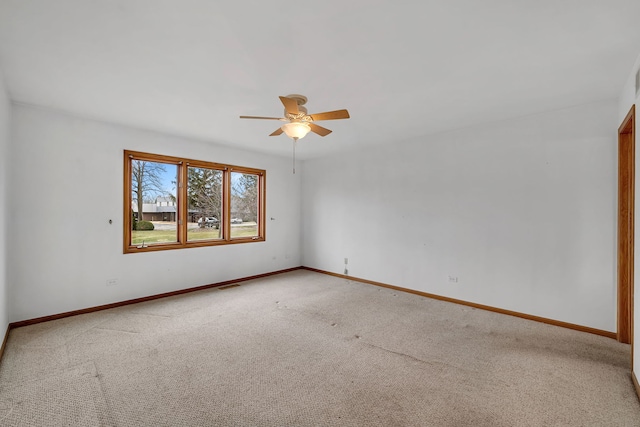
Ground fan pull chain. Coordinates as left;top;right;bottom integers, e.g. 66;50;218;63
292;137;298;174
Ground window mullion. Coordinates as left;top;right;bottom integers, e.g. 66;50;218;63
259;173;265;239
178;162;187;246
223;168;231;241
123;154;133;252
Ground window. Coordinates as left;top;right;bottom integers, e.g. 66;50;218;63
124;151;265;253
187;165;223;242
231;171;260;238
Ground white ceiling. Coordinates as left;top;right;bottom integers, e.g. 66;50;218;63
1;1;639;160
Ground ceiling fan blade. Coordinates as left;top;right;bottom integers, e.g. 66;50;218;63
309;109;350;121
279;96;299;115
309;123;332;137
269;128;284;136
239;115;284;120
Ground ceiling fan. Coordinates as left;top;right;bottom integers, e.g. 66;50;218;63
240;94;350;141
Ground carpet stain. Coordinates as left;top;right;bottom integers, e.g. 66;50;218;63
129;312;172;319
362;342;434;366
94;327;141;335
361;341;477;376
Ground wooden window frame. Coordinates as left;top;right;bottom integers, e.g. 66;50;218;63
123;150;266;254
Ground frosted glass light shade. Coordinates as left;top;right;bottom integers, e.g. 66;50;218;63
281;122;311;139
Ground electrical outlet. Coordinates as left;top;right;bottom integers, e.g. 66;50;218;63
344;258;348;265
447;276;458;283
106;279;118;287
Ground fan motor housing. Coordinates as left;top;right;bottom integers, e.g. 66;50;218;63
283;94;308;117
285;94;308;106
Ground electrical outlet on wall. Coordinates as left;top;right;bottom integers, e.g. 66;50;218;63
106;278;118;287
447;276;458;283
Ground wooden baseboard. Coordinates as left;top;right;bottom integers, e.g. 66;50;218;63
633;372;640;402
0;324;9;362
9;267;303;329
302;267;617;340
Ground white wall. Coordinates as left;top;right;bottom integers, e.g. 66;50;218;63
618;51;640;373
7;104;301;322
302;101;618;332
0;68;10;334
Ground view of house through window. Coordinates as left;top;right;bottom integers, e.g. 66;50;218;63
124;151;265;253
131;159;178;246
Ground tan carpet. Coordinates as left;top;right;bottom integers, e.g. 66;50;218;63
0;270;638;426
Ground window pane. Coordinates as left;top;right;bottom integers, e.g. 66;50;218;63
187;166;223;241
130;160;178;246
231;172;259;238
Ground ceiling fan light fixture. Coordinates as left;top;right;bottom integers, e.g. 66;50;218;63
281;122;311;140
